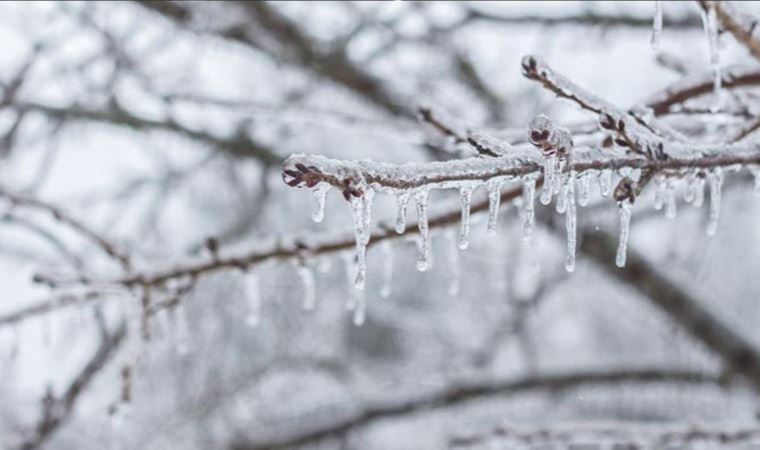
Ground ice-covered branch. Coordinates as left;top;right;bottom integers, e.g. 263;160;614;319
0;188;132;272
451;422;760;448
229;368;721;450
644;65;760;116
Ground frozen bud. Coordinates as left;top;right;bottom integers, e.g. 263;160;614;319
551;127;573;157
613;177;637;203
528;114;553;150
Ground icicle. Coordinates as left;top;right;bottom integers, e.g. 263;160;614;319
458;184;474;249
298;265;316;310
706;169;724;236
616;200;633;268
244;272;261;327
353;289;366;326
415;189;431;272
172;306;191;356
693;175;706;207
565;172;577;273
379;240;393;299
665;181;677;219
395;192;410;234
311;185;329;223
578;172;591;207
447;230;461;297
350;191;374;290
522;175;537;241
555;172;570;214
599;169;612;198
540;153;556;205
651;0;663;51
486;179;503;234
653;177;666;210
700;1;722;107
552;157;566;195
750;166;760;196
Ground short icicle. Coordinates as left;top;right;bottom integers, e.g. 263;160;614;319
599;170;612;198
665;180;677;219
653;177;666;211
750;166;760;196
311;185;330;223
458;184;474;250
540;154;556;205
706;169;724;236
616;200;633;268
415;189;431;272
565;172;577;272
578;172;591;207
395;192;410;234
298;264;316;310
486;179;503;234
244;271;261;327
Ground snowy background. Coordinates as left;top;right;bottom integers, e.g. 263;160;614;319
2;1;760;449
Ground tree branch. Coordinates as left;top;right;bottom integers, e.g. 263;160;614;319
229;368;720;450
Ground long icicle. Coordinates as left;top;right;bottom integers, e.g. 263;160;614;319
486;179;503;234
706;169;724;236
616;200;633;268
415;189;431;272
458;184;474;250
565;172;577;272
522;175;537;241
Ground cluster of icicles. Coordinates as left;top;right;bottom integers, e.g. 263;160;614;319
282;160;756;328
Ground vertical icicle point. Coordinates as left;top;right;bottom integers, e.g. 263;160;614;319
540;154;556;205
578;172;591;207
599;170;612;198
616;200;633;268
379;240;394;299
351;191;374;290
447;229;461;297
665;180;677;219
522;175;537;241
565;172;577;273
298;264;316;310
244;271;261;327
458;184;474;249
486;179;503;234
653;177;666;210
395;192;410;234
311;185;329;223
706;169;724;236
651;0;663;51
415;189;431;272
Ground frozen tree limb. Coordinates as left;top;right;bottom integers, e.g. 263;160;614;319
20;319;127;450
579;227;760;392
229;368;721;450
0;188;132;272
451;422;760;448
